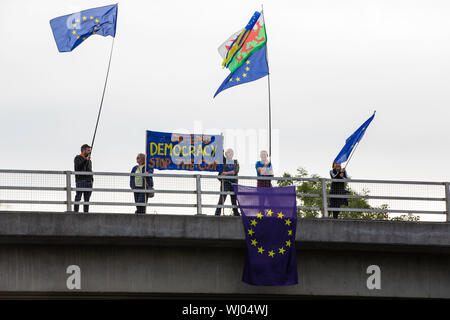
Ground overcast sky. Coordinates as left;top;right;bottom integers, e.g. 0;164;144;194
1;0;450;182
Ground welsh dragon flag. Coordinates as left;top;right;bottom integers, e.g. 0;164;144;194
218;11;267;73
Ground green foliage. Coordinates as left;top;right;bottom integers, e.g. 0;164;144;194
277;167;420;222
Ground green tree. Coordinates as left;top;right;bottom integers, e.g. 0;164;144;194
277;167;419;221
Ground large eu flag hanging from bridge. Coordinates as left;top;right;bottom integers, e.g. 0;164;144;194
233;184;298;286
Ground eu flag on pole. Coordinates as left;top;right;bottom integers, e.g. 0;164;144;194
214;45;269;97
334;111;376;164
50;4;118;52
233;184;298;286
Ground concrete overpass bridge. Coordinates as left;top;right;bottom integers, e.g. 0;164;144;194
0;211;449;299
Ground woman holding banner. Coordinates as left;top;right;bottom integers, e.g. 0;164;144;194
215;148;240;216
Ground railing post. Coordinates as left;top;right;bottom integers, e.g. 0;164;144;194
65;171;72;212
321;178;328;218
196;174;202;215
445;182;450;222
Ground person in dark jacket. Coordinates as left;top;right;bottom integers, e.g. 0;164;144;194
130;153;154;214
215;148;240;216
329;161;349;219
74;144;93;213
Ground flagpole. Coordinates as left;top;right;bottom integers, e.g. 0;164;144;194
343;142;359;170
91;36;115;151
261;5;272;157
343;110;375;170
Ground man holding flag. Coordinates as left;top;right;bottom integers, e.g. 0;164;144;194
330;111;376;218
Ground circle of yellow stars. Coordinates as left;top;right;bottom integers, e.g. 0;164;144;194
247;209;294;259
71;15;102;41
228;60;251;83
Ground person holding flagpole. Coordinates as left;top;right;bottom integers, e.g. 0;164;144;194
330;111;376;218
329;162;348;219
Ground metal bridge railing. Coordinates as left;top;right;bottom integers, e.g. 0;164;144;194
0;169;449;222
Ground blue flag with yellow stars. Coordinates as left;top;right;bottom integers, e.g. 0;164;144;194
334;111;376;164
233;184;298;286
214;45;269;98
50;4;118;52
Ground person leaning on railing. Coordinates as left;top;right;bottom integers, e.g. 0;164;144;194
74;144;93;213
130;153;154;214
329;161;349;219
215;148;240;216
255;150;273;188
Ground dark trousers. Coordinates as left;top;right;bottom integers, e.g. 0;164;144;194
329;184;348;219
215;181;239;216
74;181;92;213
134;186;148;214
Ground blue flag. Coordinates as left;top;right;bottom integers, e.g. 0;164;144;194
214;45;269;98
334;111;376;164
233;184;298;286
50;4;118;52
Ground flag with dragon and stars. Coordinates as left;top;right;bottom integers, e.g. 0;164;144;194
214;11;268;98
50;4;118;52
233;184;298;286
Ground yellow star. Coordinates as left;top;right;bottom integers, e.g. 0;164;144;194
285;219;292;226
288;230;293;236
82;16;87;20
248;229;254;236
76;36;80;39
242;73;247;78
82;37;86;40
266;209;273;216
250;219;257;226
251;239;258;246
72;30;76;34
236;77;241;82
94;26;97;30
256;212;263;219
245;67;250;71
277;212;284;219
279;247;286;255
246;60;251;64
75;19;80;23
258;247;265;254
90;16;94;20
95;19;99;23
229;78;233;82
268;250;275;258
286;240;292;247
73;23;77;28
